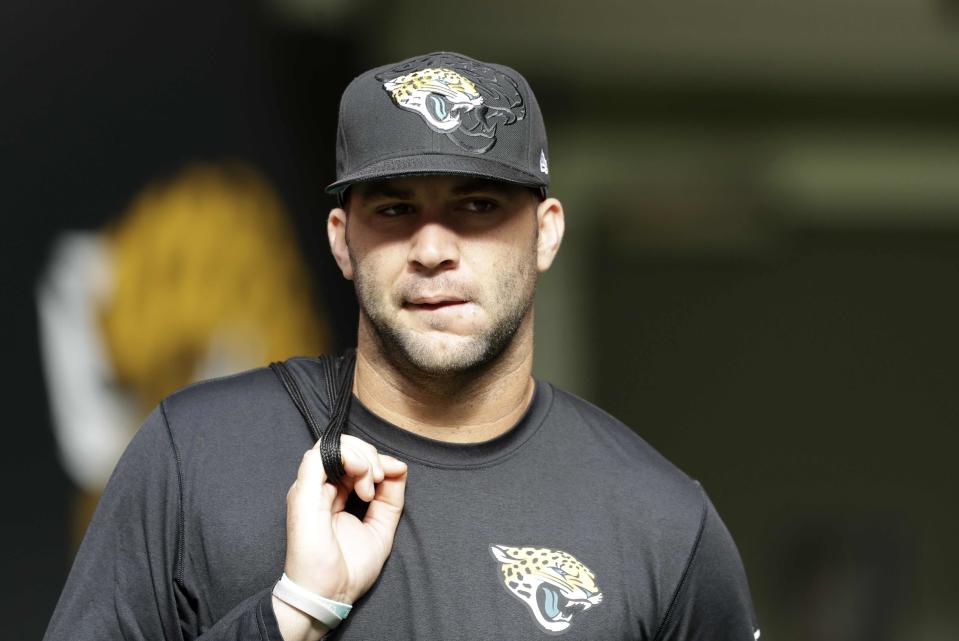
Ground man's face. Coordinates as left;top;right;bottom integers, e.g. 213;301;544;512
333;175;546;376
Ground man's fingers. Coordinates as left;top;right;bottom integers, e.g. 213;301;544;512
293;448;328;494
331;479;352;513
340;441;369;477
287;451;337;545
380;454;407;477
300;436;403;509
363;456;408;542
341;441;377;501
342;435;385;482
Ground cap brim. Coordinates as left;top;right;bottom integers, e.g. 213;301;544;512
325;153;547;195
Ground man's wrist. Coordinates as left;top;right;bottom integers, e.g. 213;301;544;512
272;595;330;641
274;573;353;626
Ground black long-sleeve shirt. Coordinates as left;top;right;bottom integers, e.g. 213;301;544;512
45;357;759;640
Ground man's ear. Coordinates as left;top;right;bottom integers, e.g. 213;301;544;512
327;207;354;280
535;197;565;273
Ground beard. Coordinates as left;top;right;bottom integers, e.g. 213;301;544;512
351;248;537;379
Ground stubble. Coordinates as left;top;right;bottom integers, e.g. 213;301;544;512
351;239;538;383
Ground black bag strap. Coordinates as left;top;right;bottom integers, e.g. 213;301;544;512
269;349;357;485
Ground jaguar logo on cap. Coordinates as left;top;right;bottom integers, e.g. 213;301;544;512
377;53;526;154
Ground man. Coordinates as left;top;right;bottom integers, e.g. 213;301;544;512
45;52;759;641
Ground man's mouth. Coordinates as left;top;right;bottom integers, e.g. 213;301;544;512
403;296;468;311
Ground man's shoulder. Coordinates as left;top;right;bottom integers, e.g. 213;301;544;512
545;382;685;468
162;356;323;412
544;382;705;512
158;357;323;452
162;365;279;418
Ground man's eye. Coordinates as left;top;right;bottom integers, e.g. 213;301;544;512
377;203;414;216
462;199;498;213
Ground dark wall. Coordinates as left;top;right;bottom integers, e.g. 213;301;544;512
596;227;959;640
0;1;357;637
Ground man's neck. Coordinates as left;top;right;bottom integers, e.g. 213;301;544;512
352;320;536;444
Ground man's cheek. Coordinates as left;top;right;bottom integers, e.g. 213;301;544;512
362;258;404;311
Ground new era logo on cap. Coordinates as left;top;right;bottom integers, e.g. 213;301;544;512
327;52;550;197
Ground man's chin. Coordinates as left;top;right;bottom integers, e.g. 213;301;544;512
391;332;494;376
361;301;529;379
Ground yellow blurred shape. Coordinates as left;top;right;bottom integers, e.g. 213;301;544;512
99;162;327;412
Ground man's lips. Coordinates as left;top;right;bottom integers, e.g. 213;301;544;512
403;296;469;311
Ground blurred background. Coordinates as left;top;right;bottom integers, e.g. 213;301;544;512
3;0;958;639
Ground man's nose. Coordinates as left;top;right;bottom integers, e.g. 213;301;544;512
407;221;460;272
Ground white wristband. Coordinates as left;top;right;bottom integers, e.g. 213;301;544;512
272;573;353;629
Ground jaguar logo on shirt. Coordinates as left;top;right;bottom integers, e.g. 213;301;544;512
490;544;603;634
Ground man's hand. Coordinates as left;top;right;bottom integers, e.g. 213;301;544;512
274;435;408;641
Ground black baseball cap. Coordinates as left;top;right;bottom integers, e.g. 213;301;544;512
326;52;550;200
